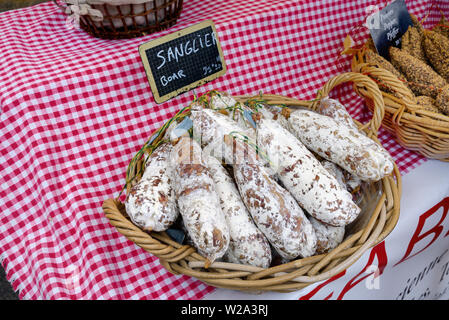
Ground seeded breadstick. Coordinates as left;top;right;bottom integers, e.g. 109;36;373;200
389;46;447;98
365;37;376;52
433;16;449;39
422;30;449;83
364;49;413;98
401;26;427;62
410;13;424;34
416;96;441;113
366;49;404;79
436;85;449;115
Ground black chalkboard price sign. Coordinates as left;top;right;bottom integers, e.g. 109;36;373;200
367;0;413;59
139;20;227;104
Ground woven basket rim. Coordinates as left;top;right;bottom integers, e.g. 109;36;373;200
102;72;402;293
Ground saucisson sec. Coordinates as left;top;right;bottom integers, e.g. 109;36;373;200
190;104;277;178
255;118;361;227
287;109;394;182
309;216;345;255
316;97;360;131
125;142;178;232
206;155;272;268
223;134;317;260
172;137;230;265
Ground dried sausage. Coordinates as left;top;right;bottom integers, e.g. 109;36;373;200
172;137;230;265
125;142;178;232
287;110;394;182
223;135;317;260
206;155;271;268
256;118;361;227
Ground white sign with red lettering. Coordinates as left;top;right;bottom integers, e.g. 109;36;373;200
205;160;449;300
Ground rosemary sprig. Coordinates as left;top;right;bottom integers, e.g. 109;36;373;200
243;95;266;112
228;130;273;167
208;90;242;116
117;104;192;199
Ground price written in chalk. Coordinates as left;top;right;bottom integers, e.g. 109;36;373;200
139;20;227;104
203;58;223;76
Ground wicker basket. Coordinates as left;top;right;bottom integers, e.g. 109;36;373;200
55;0;183;39
351;46;449;161
102;72;401;293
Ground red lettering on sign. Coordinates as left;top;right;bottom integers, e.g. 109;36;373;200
337;241;388;299
395;197;449;266
298;271;346;300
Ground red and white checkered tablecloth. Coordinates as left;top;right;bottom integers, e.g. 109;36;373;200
0;0;448;300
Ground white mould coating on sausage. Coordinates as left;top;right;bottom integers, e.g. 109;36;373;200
191;106;254;148
321;159;363;197
209;91;238;111
317;97;360;131
316;97;370;194
210;91;256;132
172;137;230;264
309;216;345;255
205;155;272;268
223;135;317;260
257;104;290;130
344;173;363;194
320;160;347;188
190;107;277;178
256;118;361;227
287;110;394;182
125;142;178;232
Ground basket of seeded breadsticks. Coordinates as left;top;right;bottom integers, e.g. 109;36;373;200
350;13;449;161
102;72;401;293
54;0;183;39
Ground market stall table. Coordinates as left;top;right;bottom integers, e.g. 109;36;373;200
0;0;448;300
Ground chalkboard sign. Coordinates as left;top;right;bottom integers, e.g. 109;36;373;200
367;0;413;58
139;20;227;104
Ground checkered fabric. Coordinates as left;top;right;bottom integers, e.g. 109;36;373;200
0;0;447;299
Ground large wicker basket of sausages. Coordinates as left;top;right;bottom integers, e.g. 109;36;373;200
351;14;449;161
102;72;401;293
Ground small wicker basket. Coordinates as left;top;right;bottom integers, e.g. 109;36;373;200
102;72;401;293
351;46;449;161
55;0;183;39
